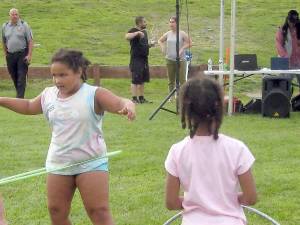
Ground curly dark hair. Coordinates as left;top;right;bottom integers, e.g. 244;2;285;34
51;49;91;82
180;77;224;139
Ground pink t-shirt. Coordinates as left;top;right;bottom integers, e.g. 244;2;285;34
165;134;255;225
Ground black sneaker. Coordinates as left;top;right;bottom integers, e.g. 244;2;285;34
132;98;140;104
140;98;153;104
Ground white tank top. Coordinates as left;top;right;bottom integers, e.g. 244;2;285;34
41;83;107;174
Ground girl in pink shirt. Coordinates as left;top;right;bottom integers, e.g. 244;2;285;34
165;77;257;225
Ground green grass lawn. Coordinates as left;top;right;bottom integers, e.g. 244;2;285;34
0;0;299;66
0;78;299;224
0;0;300;224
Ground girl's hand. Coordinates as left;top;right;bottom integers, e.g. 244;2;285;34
118;100;136;121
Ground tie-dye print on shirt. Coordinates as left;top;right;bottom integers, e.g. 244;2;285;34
41;83;108;175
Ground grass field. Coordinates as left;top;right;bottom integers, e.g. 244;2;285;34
0;0;299;66
0;78;299;224
0;0;300;224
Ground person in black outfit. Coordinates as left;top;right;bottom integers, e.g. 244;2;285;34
125;16;154;104
2;8;33;98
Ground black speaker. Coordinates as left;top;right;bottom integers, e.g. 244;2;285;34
262;76;292;118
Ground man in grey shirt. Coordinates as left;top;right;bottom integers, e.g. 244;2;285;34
2;8;33;98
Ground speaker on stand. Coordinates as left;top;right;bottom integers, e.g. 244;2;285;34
262;76;292;118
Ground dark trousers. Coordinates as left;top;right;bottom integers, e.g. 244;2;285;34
6;51;28;98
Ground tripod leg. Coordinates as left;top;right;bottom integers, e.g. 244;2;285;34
149;88;177;120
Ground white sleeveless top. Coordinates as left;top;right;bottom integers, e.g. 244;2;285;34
41;83;107;174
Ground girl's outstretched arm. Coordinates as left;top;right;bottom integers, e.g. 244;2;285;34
94;87;136;121
165;172;183;210
0;95;42;115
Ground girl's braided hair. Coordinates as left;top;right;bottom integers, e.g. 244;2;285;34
51;49;91;82
180;77;224;139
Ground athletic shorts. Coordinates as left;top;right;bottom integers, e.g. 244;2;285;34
48;158;109;176
130;57;150;84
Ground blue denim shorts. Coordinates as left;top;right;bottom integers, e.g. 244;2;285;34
49;158;108;175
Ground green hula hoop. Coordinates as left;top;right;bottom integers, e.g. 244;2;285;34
0;151;122;186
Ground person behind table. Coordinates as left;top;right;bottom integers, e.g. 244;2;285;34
275;10;300;90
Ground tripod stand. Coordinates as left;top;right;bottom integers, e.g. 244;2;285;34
149;0;181;120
